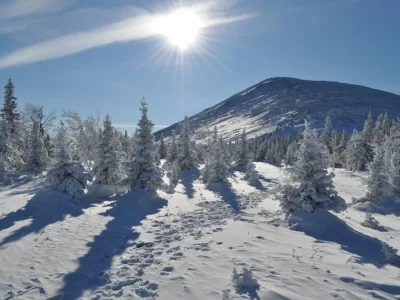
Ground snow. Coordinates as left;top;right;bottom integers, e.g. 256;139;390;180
1;164;400;299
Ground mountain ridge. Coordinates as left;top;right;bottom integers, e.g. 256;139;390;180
156;77;400;141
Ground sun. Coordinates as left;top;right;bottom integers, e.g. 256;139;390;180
155;8;201;50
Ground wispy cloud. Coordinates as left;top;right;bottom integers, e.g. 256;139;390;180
0;2;253;68
0;0;73;21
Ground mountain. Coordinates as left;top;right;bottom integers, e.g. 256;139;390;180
156;77;400;141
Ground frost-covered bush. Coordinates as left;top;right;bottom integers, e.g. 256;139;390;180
232;267;259;292
46;121;92;199
244;160;259;182
276;121;346;214
382;242;400;266
361;213;381;229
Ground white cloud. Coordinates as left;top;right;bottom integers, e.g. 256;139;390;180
0;0;73;21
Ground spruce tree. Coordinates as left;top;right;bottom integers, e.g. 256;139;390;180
26;122;48;175
235;129;249;166
344;129;369;171
158;133;167;160
322;115;333;154
126;99;163;191
389;151;400;195
277;121;345;214
365;145;390;200
122;130;132;161
244;160;259;182
362;111;374;143
203;134;230;187
93;114;124;185
0;153;7;183
166;130;178;164
176;116;199;170
1;78;20;136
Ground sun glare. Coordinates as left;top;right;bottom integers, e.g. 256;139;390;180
155;8;202;50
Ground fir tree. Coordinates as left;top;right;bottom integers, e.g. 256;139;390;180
235;129;249;166
93;114;124;185
362;111;374;143
126;99;164;191
322;115;333;154
176;116;199;170
26;122;48;175
202;131;230;187
344;129;369;171
389;151;400;195
46;121;92;199
364;145;390;200
158;133;168;160
1;78;20;136
277;121;345;214
121;130;132;161
167;161;179;193
166;130;178;164
244;160;259;182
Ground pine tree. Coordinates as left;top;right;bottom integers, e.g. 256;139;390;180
277;120;345;214
176;116;199;171
46;121;92;199
93;114;124;185
235;129;249;166
166;130;178;164
126;99;164;191
26;122;48;175
244;160;259;182
364;145;390;200
158;133;167;160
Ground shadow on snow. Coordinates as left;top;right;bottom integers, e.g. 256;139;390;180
288;209;387;267
354;197;400;217
179;169;201;199
56;190;167;299
209;183;240;213
0;188;83;247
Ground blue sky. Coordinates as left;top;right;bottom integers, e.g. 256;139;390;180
0;0;399;131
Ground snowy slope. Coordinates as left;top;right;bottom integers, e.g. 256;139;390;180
156;77;400;141
1;165;400;299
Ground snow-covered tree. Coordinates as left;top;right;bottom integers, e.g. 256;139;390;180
235;129;249;166
121;130;133;161
166;130;178;164
46;121;92;199
362;111;374;144
26;122;48;175
389;151;400;195
277;120;345;214
203;132;230;187
126;99;164;191
322;115;333;154
373;113;385;145
93;114;124;185
364;145;390;200
344;129;369;171
158;133;167;160
244;160;259;182
0;154;7;184
1;78;20;136
167;161;179;193
284;142;296;166
176;116;199;171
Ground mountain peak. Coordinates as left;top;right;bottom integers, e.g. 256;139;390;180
156;77;400;141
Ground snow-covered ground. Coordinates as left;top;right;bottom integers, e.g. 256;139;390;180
1;164;400;299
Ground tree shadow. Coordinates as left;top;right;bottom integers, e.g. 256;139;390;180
180;169;200;199
340;276;400;296
56;190;167;300
0;189;83;247
248;179;267;192
288;209;387;267
354;197;400;217
209;183;240;213
238;286;260;300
